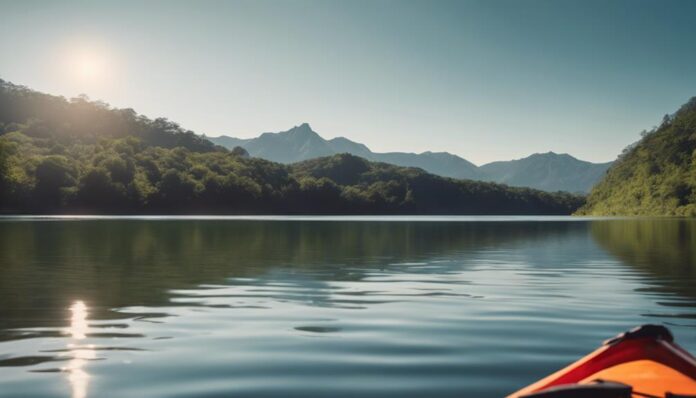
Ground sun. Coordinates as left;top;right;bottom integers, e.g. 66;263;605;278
75;55;103;80
61;42;114;86
73;52;105;81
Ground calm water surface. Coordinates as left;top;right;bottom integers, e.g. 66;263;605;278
0;217;694;397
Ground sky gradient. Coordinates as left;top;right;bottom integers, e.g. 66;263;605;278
1;0;695;164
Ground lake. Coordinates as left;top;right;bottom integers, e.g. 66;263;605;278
0;216;694;397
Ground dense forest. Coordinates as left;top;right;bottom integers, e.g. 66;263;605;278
578;97;696;216
0;79;583;214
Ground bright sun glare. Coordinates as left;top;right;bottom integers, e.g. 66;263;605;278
64;300;94;398
64;44;113;86
76;55;103;80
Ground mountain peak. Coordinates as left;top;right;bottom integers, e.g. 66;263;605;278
286;123;318;138
530;151;574;160
294;122;312;131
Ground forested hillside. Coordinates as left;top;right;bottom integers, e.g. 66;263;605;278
289;154;583;214
578;97;696;216
0;80;217;152
0;79;583;214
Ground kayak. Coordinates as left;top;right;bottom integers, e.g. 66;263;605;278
507;324;696;397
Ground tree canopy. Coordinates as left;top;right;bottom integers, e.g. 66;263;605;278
577;97;696;216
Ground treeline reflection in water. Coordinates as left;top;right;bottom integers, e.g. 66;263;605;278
0;220;589;332
591;218;696;312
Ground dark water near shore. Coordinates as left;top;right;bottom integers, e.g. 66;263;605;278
0;216;694;397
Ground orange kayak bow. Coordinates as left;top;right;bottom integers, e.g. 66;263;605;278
508;325;696;398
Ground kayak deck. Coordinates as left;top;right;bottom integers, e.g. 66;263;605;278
578;359;696;396
508;325;696;397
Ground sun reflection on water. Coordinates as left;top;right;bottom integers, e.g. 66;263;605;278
68;301;88;340
63;301;94;398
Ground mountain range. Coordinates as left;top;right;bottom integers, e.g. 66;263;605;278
209;124;612;193
0;78;583;215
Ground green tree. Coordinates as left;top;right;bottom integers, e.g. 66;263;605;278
0;141;9;206
157;170;198;207
102;156;135;185
76;167;127;209
231;146;249;158
34;155;77;209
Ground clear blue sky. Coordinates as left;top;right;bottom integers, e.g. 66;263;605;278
1;0;695;164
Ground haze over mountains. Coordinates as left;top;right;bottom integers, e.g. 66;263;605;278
209;124;612;193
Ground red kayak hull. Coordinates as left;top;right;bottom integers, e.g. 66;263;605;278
508;325;696;397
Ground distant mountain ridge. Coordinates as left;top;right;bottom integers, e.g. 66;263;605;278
480;152;613;193
212;123;484;181
209;124;611;193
